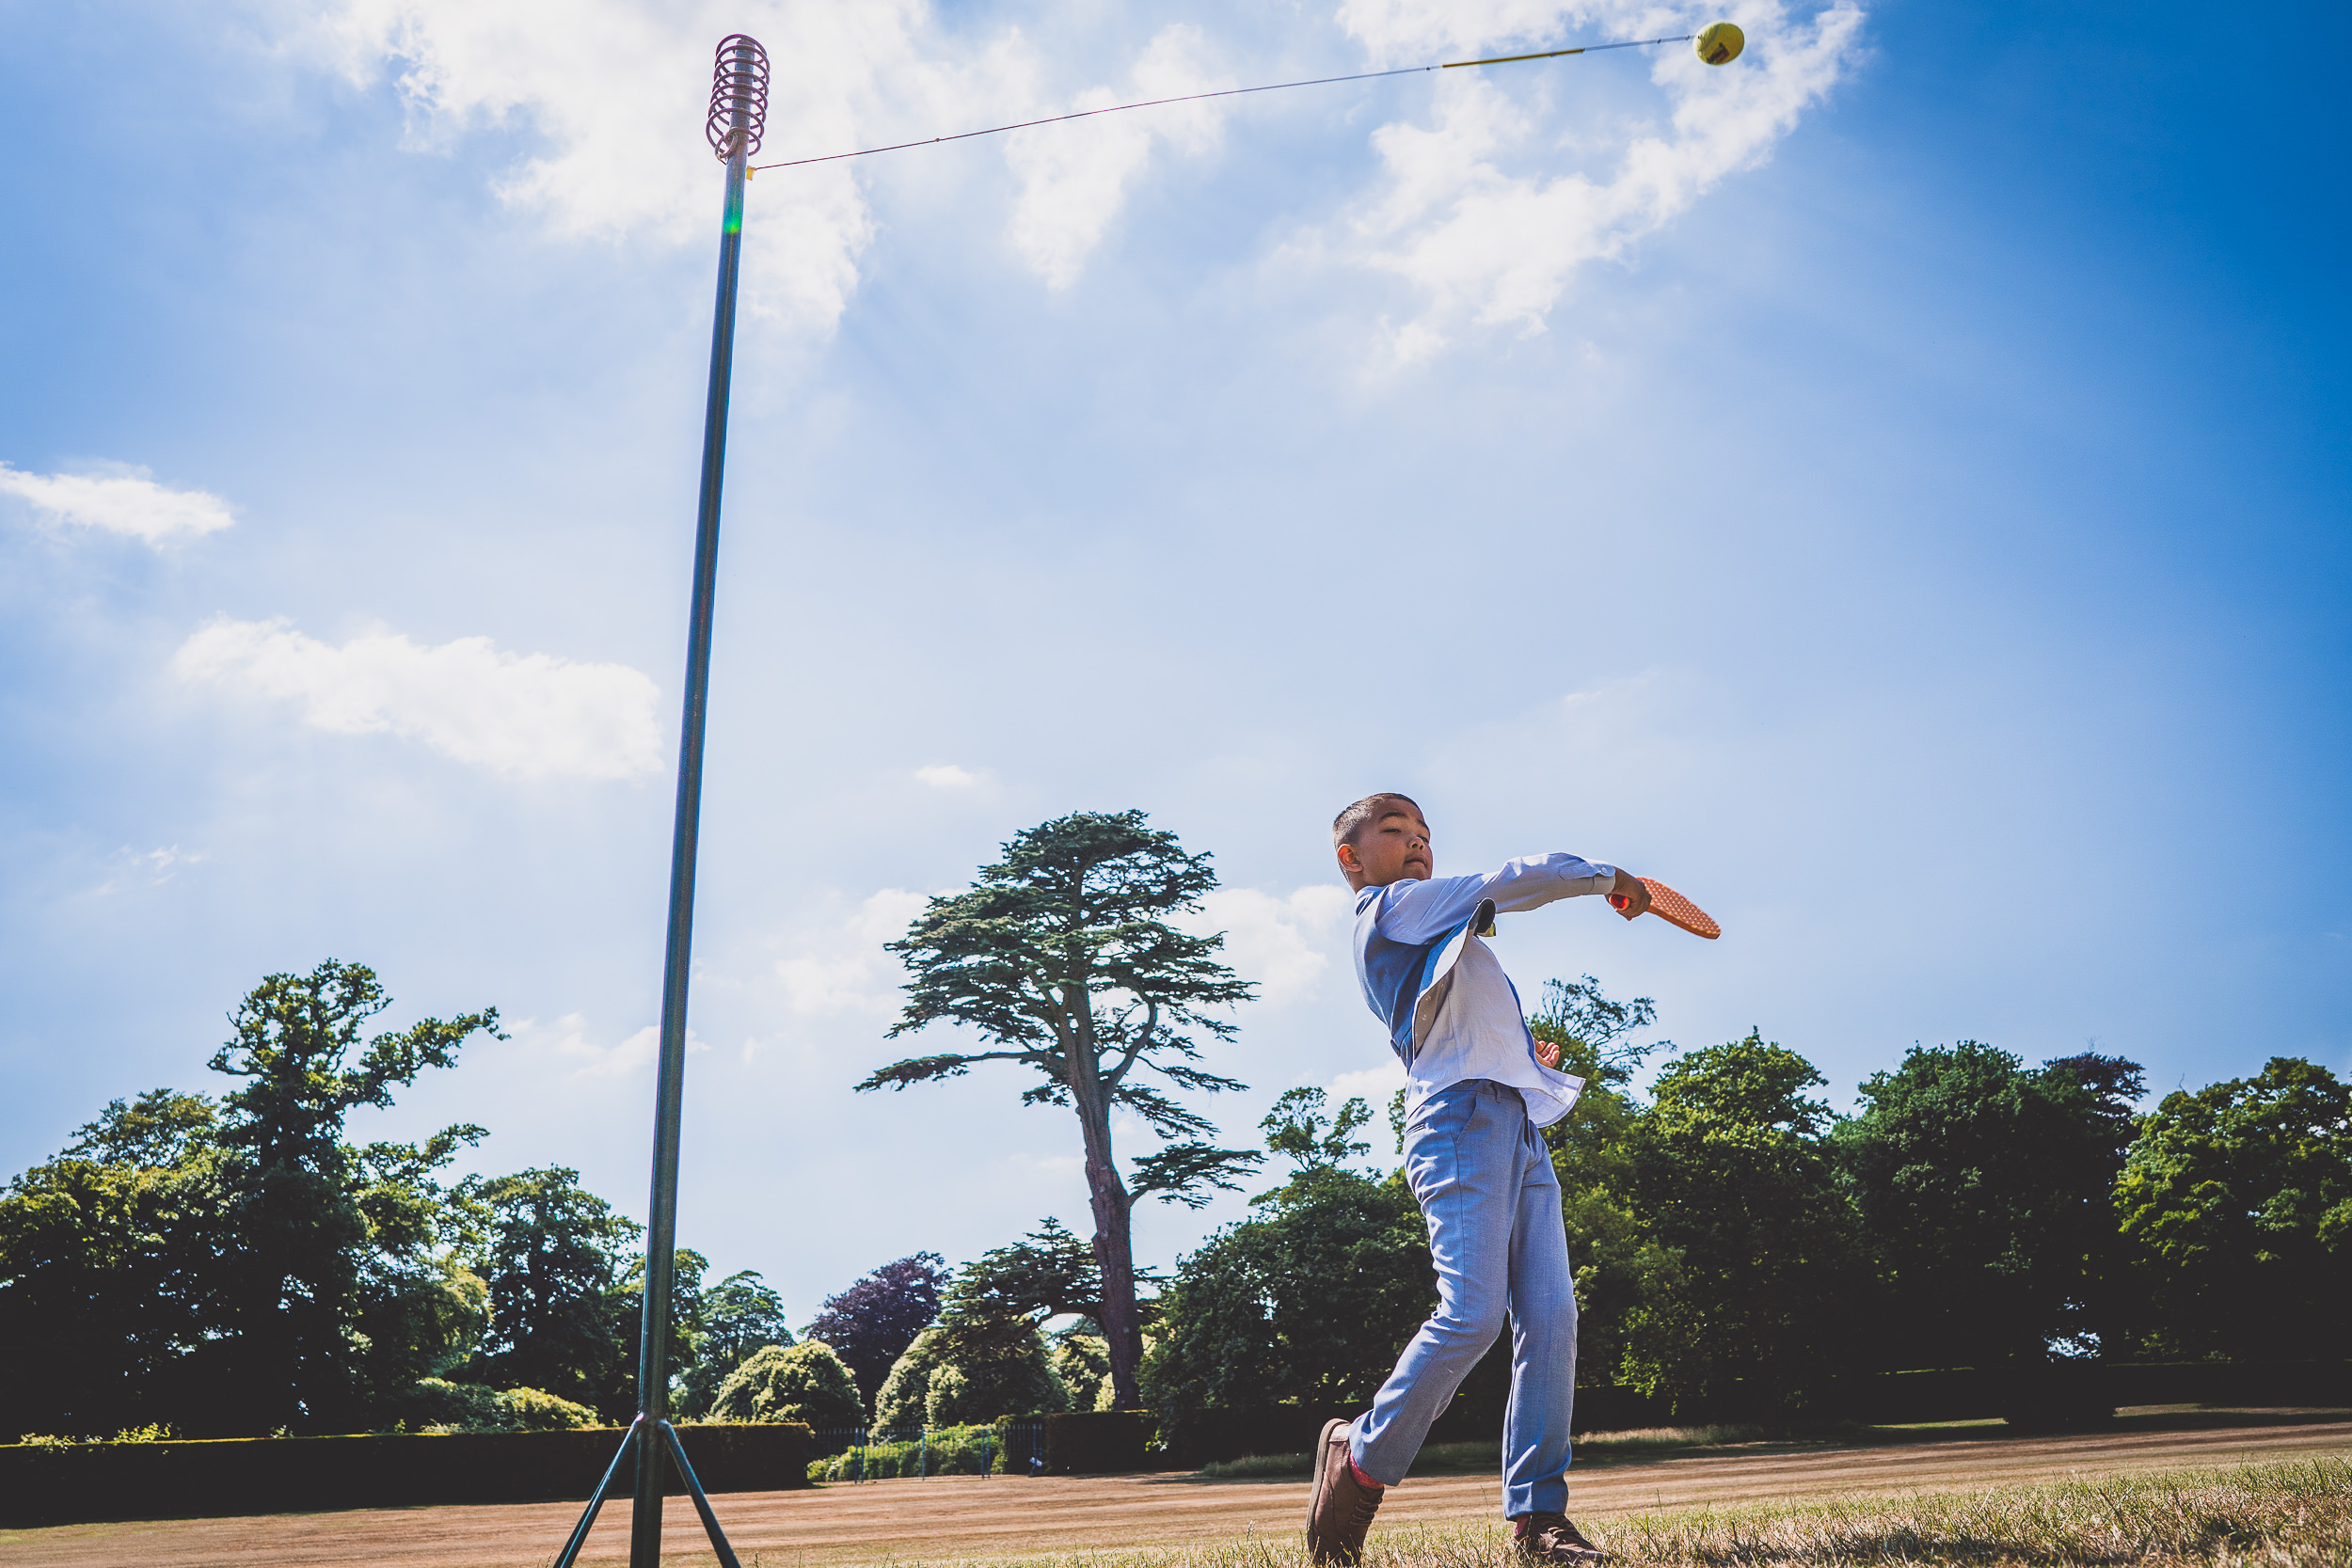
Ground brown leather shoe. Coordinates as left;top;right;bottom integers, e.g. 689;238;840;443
1513;1512;1608;1563
1305;1418;1383;1565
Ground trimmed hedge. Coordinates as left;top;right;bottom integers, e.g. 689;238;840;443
1152;1363;2352;1466
1042;1410;1154;1473
1157;1404;1343;1468
1856;1360;2352;1429
0;1421;812;1528
1155;1387;1676;1468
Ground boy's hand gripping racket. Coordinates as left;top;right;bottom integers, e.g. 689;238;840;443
1610;878;1721;940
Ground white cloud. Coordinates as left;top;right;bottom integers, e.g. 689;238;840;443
310;0;923;331
173;615;662;780
1331;1059;1406;1106
914;763;979;788
1335;1;1867;362
1004;24;1232;288
0;461;234;544
1184;884;1356;1006
1336;0;1641;60
89;844;210;896
1000;1149;1085;1180
300;2;1854;342
509;1013;680;1077
309;2;1227;321
776;887;932;1016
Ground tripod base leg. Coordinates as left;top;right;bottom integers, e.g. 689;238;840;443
553;1420;643;1568
660;1420;745;1568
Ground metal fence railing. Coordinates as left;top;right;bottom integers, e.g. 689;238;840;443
1002;1418;1047;1476
804;1421;1049;1482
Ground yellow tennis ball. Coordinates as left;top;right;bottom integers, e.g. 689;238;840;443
1695;21;1745;65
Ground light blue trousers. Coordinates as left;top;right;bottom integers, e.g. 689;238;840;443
1349;1078;1578;1517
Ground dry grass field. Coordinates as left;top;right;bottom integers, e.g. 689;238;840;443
4;1412;2345;1568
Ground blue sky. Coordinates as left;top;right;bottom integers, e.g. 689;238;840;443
3;0;2344;1323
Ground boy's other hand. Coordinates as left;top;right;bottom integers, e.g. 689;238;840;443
1534;1037;1564;1070
1610;869;1651;920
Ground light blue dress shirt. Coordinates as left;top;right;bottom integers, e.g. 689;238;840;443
1352;852;1617;1127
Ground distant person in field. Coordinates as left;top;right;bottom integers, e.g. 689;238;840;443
1305;794;1648;1568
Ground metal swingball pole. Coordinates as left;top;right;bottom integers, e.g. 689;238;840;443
550;33;770;1568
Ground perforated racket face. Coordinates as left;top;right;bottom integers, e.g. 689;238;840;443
1639;878;1720;940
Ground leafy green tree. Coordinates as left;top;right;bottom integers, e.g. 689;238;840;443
0;963;501;1438
1143;1092;1431;1413
703;1269;790;1362
207;960;499;1433
1050;1325;1112;1411
906;1231;1107;1426
804;1253;947;1403
466;1166;641;1417
708;1340;865;1428
869;1327;947;1427
1528;977;1680;1388
922;1323;1071;1426
1620;1032;1874;1417
613;1245;716;1416
677;1270;791;1418
945;1218;1104;1325
347;1125;493;1409
870;1321;1071;1428
497;1386;602;1430
860;811;1263;1407
2114;1056;2352;1357
1263;1087;1373;1172
64;1088;222;1166
0;1093;230;1434
400;1377;596;1431
1834;1043;2144;1370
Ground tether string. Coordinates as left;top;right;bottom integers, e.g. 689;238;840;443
748;36;1692;173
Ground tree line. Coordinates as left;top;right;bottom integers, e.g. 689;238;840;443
1145;980;2348;1419
5;808;2346;1440
0;960;801;1438
0;956;1153;1441
844;811;2349;1421
569;983;2352;1436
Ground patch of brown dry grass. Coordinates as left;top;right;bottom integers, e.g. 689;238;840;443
1577;1458;2352;1564
789;1460;2351;1568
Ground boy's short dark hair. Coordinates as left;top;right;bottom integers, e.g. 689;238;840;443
1333;793;1422;848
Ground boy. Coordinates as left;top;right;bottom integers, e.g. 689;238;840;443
1305;794;1648;1567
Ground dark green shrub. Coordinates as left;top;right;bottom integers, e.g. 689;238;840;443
495;1386;598;1431
709;1342;864;1428
0;1424;810;1526
397;1378;595;1432
803;1423;997;1481
874;1324;1069;1428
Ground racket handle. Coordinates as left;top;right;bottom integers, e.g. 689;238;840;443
1608;894;1629;911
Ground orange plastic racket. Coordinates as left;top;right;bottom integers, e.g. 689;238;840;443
1609;877;1721;940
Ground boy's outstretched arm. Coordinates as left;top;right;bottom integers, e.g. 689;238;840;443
1370;853;1627;945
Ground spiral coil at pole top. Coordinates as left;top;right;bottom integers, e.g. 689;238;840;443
705;34;771;160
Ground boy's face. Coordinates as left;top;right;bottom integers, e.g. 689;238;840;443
1337;800;1433;890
